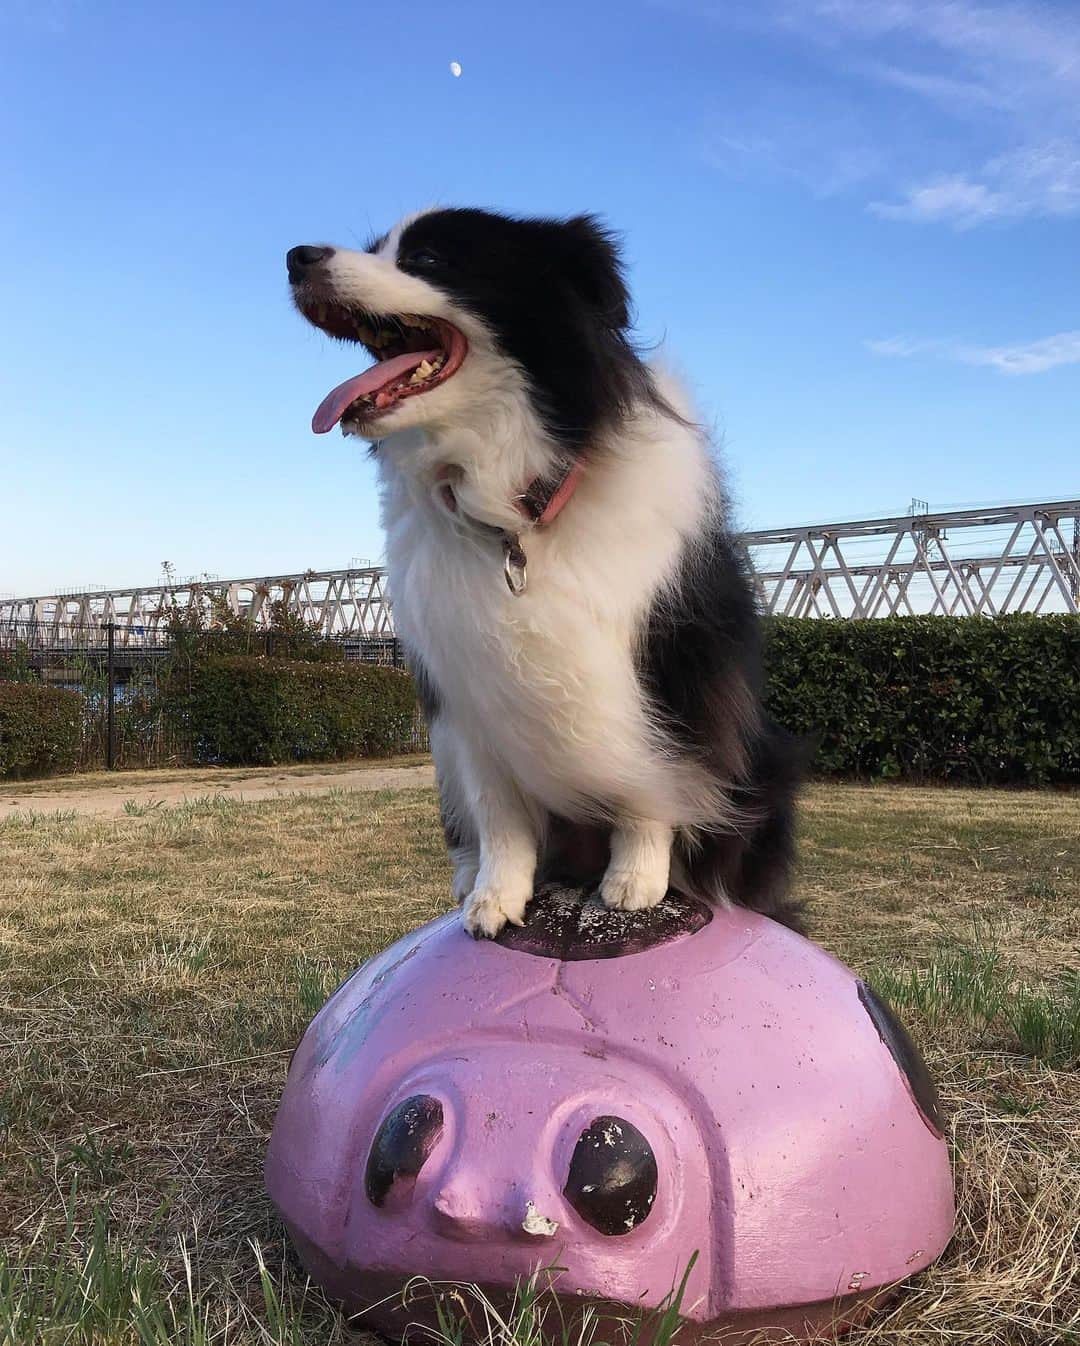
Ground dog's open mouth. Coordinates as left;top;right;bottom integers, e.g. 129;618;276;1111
299;302;468;433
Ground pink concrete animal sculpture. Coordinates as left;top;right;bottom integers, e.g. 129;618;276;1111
266;889;953;1343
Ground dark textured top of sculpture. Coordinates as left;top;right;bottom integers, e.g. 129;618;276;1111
494;883;712;961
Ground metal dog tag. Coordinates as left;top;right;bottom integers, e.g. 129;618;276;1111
503;536;528;595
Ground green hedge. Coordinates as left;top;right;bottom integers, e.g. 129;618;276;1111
166;656;420;766
763;614;1080;784
0;683;83;779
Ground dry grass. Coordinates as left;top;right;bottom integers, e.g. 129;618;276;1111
0;755;432;799
1;781;1078;1344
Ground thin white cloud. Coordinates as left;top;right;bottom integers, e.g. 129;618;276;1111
958;332;1080;375
862;62;1007;114
798;0;1080;78
866;336;948;359
681;0;1080;226
872;142;1080;225
820;2;1080;224
870;175;1006;226
868;331;1080;375
704;102;886;198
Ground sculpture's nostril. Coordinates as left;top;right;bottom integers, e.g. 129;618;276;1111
432;1186;559;1242
432;1188;490;1242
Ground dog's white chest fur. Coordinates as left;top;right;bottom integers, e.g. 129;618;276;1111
379;387;716;826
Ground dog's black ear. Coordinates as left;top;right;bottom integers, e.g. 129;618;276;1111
554;215;632;329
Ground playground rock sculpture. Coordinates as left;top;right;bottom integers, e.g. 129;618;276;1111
266;888;954;1342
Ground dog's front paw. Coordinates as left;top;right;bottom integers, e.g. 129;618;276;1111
462;885;529;939
600;867;667;913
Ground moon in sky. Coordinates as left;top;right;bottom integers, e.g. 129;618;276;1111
450;61;462;77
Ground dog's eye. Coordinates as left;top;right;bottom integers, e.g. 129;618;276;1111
563;1116;657;1235
366;1095;444;1207
403;247;442;269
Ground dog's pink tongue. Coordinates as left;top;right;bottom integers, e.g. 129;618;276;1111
312;349;440;433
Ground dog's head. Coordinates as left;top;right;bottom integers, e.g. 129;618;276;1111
287;208;653;452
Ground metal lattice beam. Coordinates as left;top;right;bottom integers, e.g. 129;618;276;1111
0;568;394;645
745;500;1079;619
2;499;1077;643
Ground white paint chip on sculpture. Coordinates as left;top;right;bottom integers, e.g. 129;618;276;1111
522;1201;559;1237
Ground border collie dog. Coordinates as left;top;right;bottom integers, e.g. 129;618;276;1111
287;209;802;938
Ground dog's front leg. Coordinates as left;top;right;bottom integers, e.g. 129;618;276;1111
458;747;539;939
449;844;481;904
600;818;673;912
429;719;481;902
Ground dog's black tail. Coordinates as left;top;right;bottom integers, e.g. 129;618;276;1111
677;720;809;933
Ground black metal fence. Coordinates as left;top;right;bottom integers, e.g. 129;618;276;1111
0;623;419;771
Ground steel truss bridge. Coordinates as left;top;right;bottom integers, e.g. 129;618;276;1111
748;499;1079;620
3;499;1077;644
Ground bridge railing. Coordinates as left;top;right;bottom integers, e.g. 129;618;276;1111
3;500;1078;639
746;500;1080;618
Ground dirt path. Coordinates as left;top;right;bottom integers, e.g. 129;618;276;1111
0;761;436;819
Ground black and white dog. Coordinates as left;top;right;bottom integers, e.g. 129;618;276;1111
287;209;802;938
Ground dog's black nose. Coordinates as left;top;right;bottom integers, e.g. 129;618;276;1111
287;245;334;283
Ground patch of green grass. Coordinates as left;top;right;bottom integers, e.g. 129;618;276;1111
1022;877;1060;901
0;1212;698;1346
0;1201;344;1346
1008;973;1080;1066
869;943;1006;1027
292;955;350;1020
392;1255;697;1346
123;798;165;817
60;1130;138;1187
991;1093;1042;1118
0;1204;167;1346
132;933;218;981
0;807;78;832
869;930;1080;1066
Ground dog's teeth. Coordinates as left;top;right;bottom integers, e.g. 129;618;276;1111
409;359;436;385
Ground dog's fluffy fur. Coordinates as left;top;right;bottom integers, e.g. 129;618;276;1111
288;208;802;938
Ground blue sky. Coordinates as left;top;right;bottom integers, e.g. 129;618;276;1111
3;0;1078;596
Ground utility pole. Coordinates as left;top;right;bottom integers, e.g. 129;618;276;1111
105;622;116;771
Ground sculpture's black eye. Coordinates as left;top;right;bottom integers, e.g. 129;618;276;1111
563;1116;658;1235
365;1095;444;1207
858;982;944;1136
